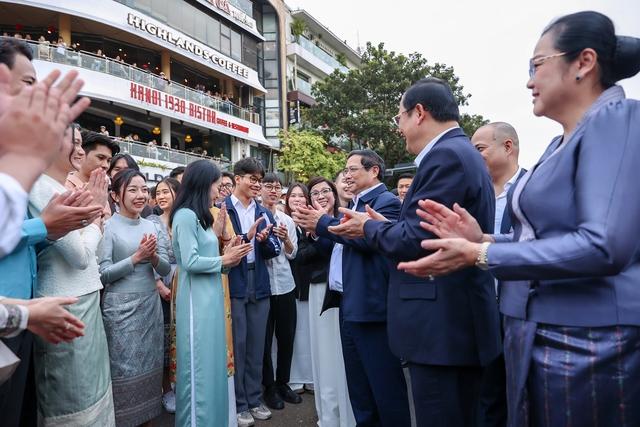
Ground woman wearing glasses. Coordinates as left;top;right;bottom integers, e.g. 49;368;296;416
398;11;640;426
305;177;355;427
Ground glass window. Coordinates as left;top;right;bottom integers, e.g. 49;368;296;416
150;0;168;21
207;19;221;50
263;59;277;80
262;13;276;33
242;36;258;70
263;41;276;60
194;11;207;43
231;30;242;62
221;35;231;56
221;23;231;38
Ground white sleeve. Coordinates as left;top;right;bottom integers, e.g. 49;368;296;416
0;173;28;258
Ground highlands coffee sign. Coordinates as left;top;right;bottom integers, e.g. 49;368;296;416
127;13;250;79
200;0;257;32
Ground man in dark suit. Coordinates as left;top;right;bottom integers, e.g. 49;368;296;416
294;150;410;426
328;78;502;427
471;122;526;427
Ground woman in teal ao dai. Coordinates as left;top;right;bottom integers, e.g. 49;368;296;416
170;160;251;426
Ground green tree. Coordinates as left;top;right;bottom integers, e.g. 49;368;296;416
278;129;346;183
304;42;488;168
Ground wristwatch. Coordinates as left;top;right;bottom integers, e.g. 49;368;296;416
475;242;491;270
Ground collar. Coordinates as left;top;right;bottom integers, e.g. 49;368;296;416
414;126;460;167
65;172;85;190
498;167;523;198
352;182;385;206
230;194;255;211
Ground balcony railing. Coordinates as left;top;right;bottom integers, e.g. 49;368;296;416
294;36;349;73
114;138;231;169
295;77;313;95
25;39;260;124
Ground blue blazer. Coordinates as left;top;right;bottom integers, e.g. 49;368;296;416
491;87;640;327
225;196;280;300
364;128;502;367
316;184;401;322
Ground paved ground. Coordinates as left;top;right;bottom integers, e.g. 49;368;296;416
156;391;318;427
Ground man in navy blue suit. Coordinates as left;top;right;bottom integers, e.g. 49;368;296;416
328;78;502;427
471;122;526;427
294;150;410;426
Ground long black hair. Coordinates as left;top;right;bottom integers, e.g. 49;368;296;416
285;182;309;217
111;168;146;212
169;160;221;230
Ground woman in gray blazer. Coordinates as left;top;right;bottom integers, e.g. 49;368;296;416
397;11;640;427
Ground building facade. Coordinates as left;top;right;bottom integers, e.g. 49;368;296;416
1;0;293;175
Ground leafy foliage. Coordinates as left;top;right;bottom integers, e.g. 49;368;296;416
304;42;488;168
277;129;346;183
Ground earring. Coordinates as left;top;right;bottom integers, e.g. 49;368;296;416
575;75;581;81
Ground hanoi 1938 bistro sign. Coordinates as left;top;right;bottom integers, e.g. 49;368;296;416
127;13;250;79
129;82;250;134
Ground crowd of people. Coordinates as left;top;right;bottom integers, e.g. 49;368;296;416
1;10;640;427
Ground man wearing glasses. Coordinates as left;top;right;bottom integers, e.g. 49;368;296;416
216;171;235;206
329;78;501;427
225;158;281;427
295;150;409;426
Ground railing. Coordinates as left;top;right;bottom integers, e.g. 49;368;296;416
24;39;261;124
114;138;231;168
294;36;349;73
295;77;313;95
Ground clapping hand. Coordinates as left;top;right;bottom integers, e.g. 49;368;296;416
292;205;323;233
255;224;273;243
40;191;104;240
86;168;109;208
25;296;85;344
222;236;252;268
416;200;484;242
327;207;370;238
212;203;230;240
272;223;288;241
132;234;157;264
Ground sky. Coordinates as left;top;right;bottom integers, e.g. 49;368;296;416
285;0;640;168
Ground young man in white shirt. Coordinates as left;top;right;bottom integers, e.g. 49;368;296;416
259;173;301;410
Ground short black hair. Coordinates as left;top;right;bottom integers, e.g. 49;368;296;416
347;149;385;181
0;38;33;68
107;153;139;176
262;172;282;185
397;173;414;182
306;176;340;218
221;171;235;181
80;130;120;156
169;160;221;230
233;157;265;178
402;77;460;123
170;166;186;179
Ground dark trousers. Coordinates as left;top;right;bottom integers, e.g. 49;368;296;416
340;318;411;427
0;331;36;427
262;289;297;388
404;362;483;427
477;355;507;427
231;269;271;412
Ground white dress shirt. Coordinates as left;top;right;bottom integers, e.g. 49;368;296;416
266;210;298;296
230;194;257;263
494;167;523;234
414;126;460;167
328;182;385;292
0;173;29;258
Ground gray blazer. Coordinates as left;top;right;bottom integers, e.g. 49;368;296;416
489;86;640;327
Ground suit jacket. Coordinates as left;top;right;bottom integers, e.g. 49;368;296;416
225;196;280;300
316;184;401;322
491;87;640;327
499;168;528;235
364;128;502;366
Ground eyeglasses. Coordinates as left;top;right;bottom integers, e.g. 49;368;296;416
528;52;568;78
392;106;415;126
342;166;366;176
310;188;333;199
242;175;262;185
263;183;282;192
219;183;234;190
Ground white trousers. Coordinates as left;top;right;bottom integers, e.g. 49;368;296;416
289;299;314;388
308;283;355;427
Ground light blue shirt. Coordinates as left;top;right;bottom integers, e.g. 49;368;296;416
414;126;460;167
328;182;385;292
494;168;522;234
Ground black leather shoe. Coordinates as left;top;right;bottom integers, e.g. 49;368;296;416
264;386;284;410
277;384;302;404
